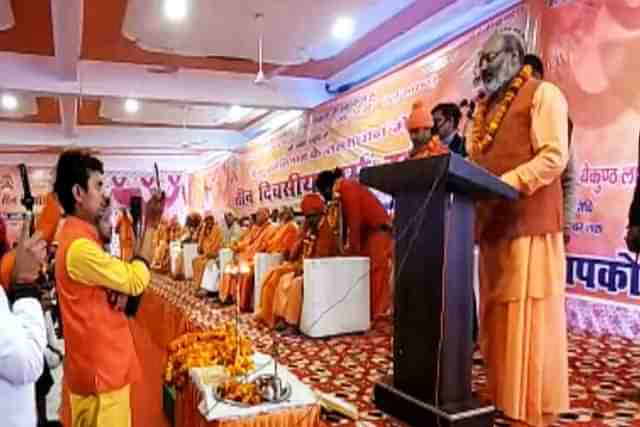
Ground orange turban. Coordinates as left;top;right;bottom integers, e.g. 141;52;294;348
406;100;433;130
301;194;325;216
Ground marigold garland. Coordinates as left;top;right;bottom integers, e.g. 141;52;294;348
471;65;533;156
164;322;255;389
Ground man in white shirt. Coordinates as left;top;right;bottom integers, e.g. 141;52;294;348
0;224;48;427
222;211;243;248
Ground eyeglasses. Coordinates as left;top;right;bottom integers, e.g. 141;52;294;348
478;49;505;67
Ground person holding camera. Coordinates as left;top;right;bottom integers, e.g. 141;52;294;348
0;218;49;427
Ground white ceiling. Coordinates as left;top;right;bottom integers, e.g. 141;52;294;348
98;98;268;127
0;0;517;172
122;0;414;64
0;0;13;31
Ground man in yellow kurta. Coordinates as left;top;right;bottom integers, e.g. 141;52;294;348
468;30;569;427
219;208;277;311
191;215;223;287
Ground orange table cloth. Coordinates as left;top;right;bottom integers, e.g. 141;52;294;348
129;276;322;427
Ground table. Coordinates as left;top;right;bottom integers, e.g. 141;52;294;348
130;276;321;427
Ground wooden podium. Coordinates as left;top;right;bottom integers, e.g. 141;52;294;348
359;154;518;427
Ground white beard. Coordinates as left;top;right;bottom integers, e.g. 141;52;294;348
483;64;520;96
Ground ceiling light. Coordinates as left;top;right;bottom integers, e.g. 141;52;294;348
1;94;18;111
164;0;187;21
124;98;140;114
227;105;250;122
332;17;355;40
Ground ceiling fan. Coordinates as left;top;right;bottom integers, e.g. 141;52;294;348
252;13;305;90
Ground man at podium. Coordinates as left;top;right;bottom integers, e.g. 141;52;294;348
468;30;569;427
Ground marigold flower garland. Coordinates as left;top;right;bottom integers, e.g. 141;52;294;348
471;65;533;155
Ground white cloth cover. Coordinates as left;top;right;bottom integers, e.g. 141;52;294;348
300;257;370;338
253;253;284;312
182;243;199;280
201;260;220;293
169;242;182;277
218;248;233;274
192;353;317;422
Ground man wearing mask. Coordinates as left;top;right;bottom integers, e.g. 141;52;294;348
53;150;163;426
431;103;467;157
467;30;569;427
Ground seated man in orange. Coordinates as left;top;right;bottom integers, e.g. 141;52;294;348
181;212;202;243
151;218;171;273
191;215;223;287
257;194;338;330
264;206;299;254
116;208;134;261
315;169;393;320
219;208;277;311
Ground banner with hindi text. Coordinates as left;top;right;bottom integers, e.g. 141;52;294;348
189;4;529;217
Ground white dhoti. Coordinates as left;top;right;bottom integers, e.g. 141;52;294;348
201;260;220;292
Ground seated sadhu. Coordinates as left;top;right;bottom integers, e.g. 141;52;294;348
116;208;135;261
406;100;449;159
181;212;202;242
169;216;183;241
191;215;223;287
257;194;339;331
151;219;171;272
218;208;277;311
263;207;299;254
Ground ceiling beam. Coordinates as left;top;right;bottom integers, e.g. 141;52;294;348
59;95;78;138
51;0;83;81
0;53;331;110
0;122;247;149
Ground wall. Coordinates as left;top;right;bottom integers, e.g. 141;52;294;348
0;165;188;245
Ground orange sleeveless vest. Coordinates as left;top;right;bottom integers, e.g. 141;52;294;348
473;79;564;242
55;217;140;395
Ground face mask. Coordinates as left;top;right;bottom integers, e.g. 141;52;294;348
431;122;441;137
411;129;431;145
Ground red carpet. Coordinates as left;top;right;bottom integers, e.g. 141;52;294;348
151;275;640;426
